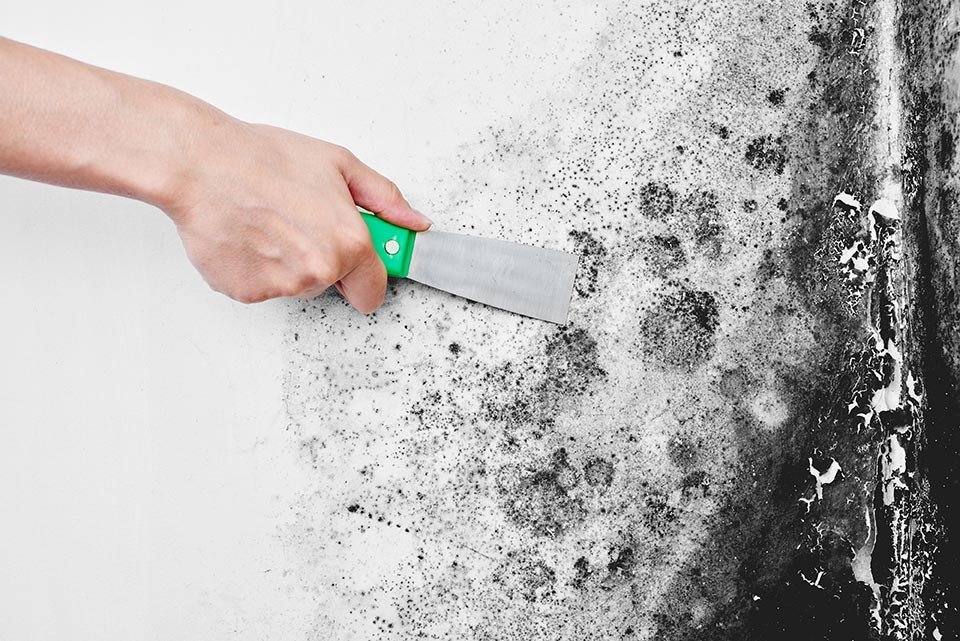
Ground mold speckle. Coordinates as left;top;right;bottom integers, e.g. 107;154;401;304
637;181;677;219
767;88;787;105
745;135;788;174
583;456;615;488
638;287;720;369
642;235;686;272
569;230;607;298
498;448;587;537
679;190;724;255
493;551;557;602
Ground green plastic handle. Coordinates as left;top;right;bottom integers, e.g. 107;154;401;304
360;211;417;278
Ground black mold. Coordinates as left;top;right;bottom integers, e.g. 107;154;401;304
638;287;720;370
637;181;677;219
499;448;587;538
583;457;615;488
643;235;687;272
569;230;608;297
745;135;788;174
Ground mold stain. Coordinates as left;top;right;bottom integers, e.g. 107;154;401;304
278;0;944;638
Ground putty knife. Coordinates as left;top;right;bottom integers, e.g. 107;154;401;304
361;212;578;324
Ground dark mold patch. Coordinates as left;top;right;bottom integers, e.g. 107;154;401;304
642;234;687;272
583;456;615;488
498;448;587;538
767;88;787;105
745;135;789;174
492;551;557;602
569;230;608;297
679;190;724;256
638;287;720;370
637;181;677;219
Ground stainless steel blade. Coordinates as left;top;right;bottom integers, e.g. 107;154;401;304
406;230;578;324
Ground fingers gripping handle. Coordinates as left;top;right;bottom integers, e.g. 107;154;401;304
359;211;416;278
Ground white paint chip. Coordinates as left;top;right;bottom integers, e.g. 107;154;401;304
869;198;900;220
833;192;862;210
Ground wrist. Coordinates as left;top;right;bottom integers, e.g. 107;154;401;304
125;81;234;217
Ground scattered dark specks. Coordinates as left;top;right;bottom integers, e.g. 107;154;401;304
715;124;731;139
668;433;702;471
569;230;608;297
680;470;709;495
571;556;591;589
637;181;677;219
541;326;607;401
767;88;787;105
745;135;788;174
638;286;720;370
498;448;587;537
605;545;636;582
679;190;724;254
492;551;557;602
642;235;687;272
583;456;615;488
641;492;682;537
718;366;756;399
743;199;758;213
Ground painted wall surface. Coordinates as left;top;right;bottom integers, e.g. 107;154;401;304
1;1;955;640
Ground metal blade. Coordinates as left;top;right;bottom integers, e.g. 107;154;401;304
406;230;578;324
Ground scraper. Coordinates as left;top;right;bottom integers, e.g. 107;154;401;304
360;212;578;324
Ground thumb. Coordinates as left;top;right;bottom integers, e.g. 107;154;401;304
337;151;432;231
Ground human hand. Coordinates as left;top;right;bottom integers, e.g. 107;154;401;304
161;115;431;311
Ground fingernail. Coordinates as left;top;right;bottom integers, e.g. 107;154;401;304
413;208;434;226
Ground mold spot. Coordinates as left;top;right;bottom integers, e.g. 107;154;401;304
492;551;557;602
569;230;608;297
603;545;637;586
499;448;587;537
642;234;687;272
745;135;788;174
681;470;710;496
638;181;677;219
767;88;787;105
583;456;615;488
541;326;607;401
679;190;724;255
668;433;702;471
638;287;721;370
641;492;682;537
571;556;591;589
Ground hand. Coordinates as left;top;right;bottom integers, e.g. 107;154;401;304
163;116;431;311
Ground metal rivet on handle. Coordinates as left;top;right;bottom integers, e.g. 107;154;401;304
384;239;401;256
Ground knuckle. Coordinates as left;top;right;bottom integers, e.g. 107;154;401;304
305;258;338;287
384;179;403;202
329;144;355;165
235;291;266;304
341;228;372;262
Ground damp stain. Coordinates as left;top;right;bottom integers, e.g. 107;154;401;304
277;1;925;639
637;286;720;370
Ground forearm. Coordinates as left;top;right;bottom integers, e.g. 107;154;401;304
0;36;217;208
0;36;429;311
